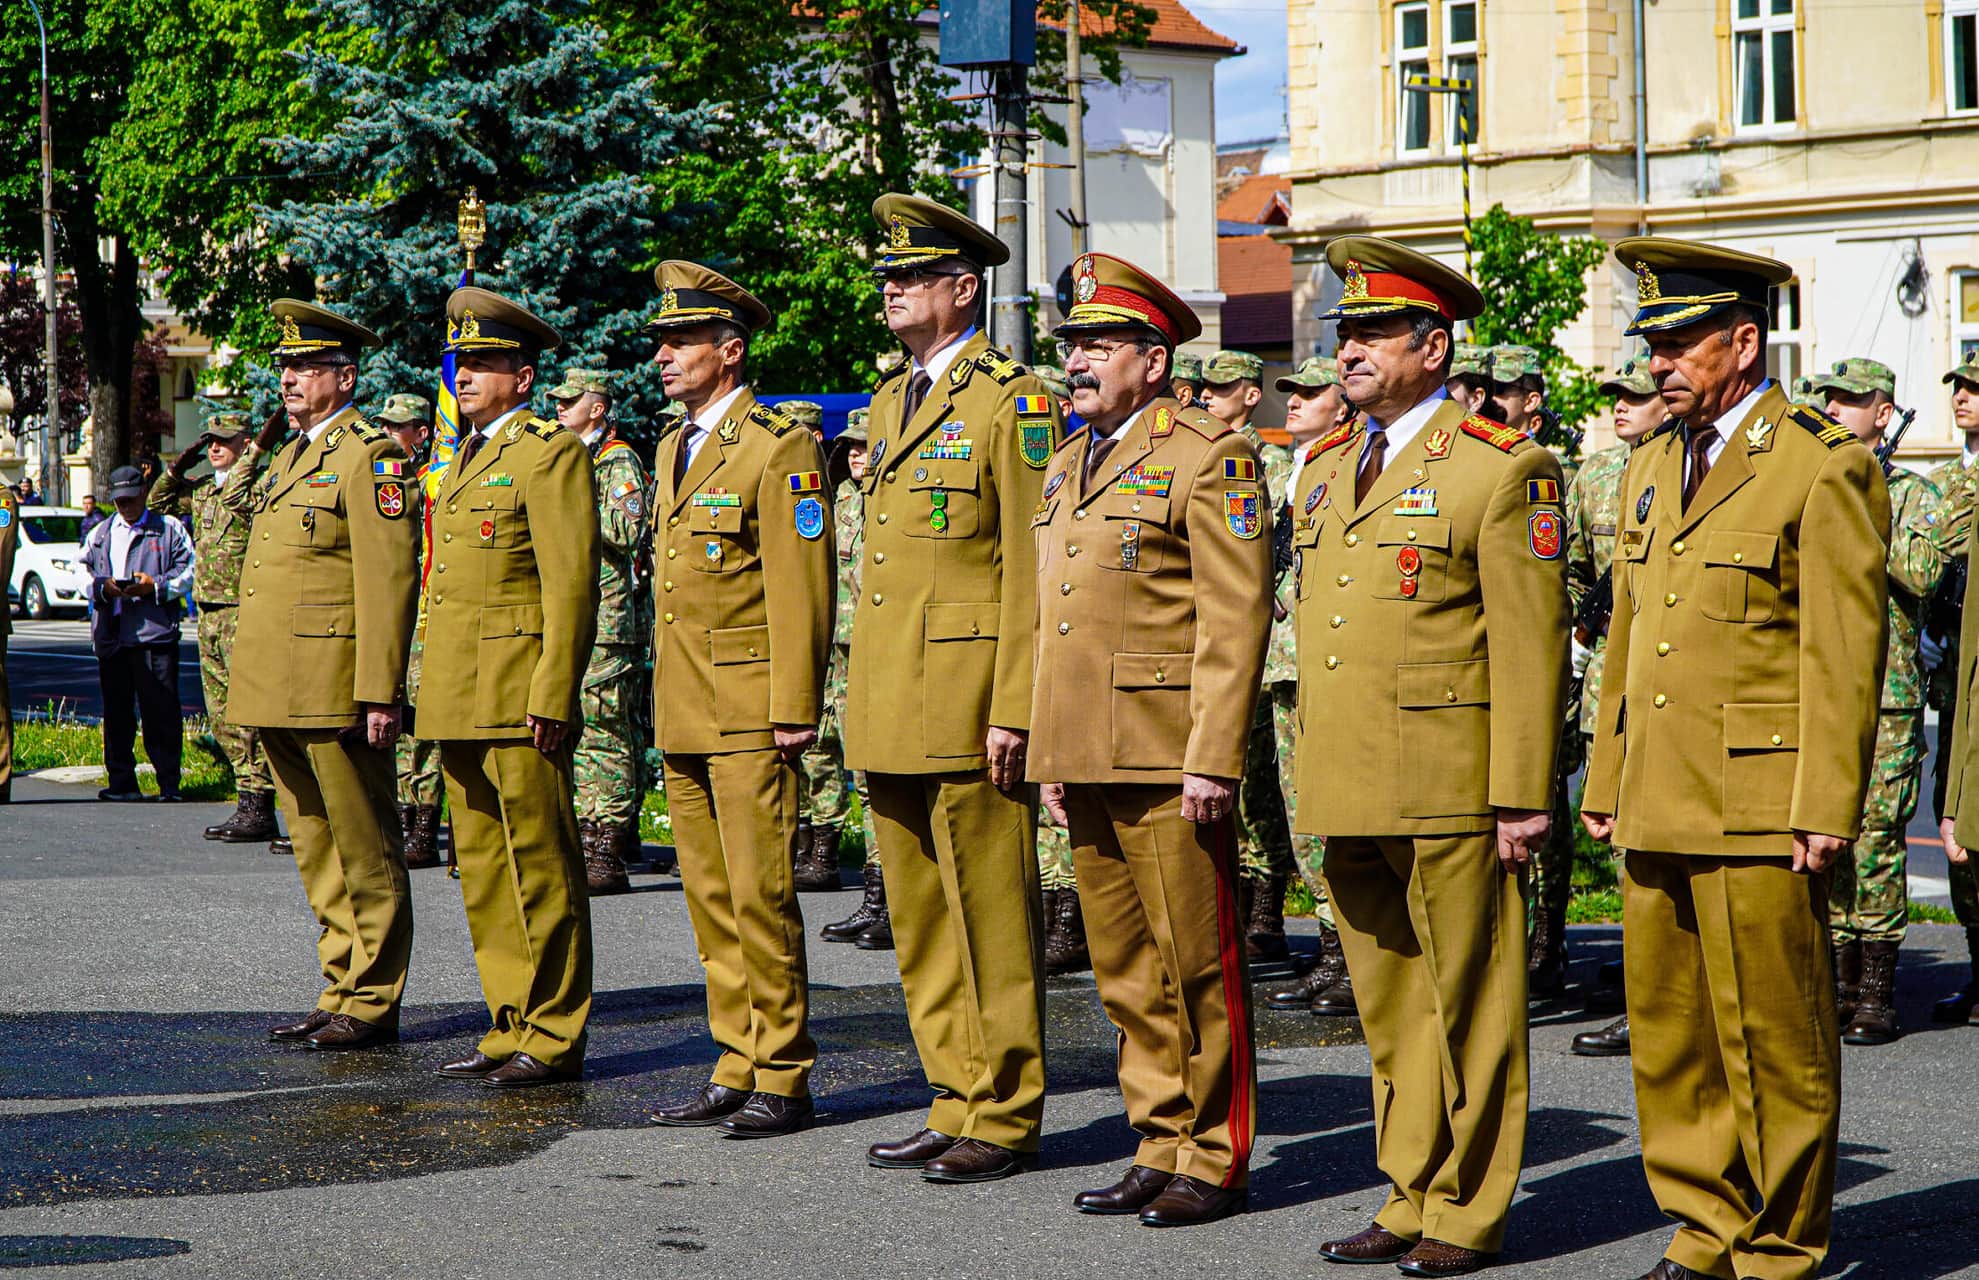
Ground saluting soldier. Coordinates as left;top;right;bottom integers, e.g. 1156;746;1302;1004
1930;357;1979;1023
844;194;1061;1183
1583;240;1890;1280
549;366;655;895
151;411;279;844
222;300;420;1051
641;263;834;1138
1031;253;1271;1228
375;393;445;869
418;288;601;1088
0;480;16;803
1294;239;1568;1276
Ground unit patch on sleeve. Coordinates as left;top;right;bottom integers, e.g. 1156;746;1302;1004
1020;422;1055;469
1529;508;1563;559
1225;490;1262;539
375;481;407;519
794;496;825;540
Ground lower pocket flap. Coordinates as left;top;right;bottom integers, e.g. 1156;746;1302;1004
925;601;999;642
1397;659;1489;708
292;603;356;638
1724;701;1798;750
1112;651;1193;689
481;602;544;639
710;624;770;664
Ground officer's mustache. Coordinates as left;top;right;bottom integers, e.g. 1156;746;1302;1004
1069;372;1102;392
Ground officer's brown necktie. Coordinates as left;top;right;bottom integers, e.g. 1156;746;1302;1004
1683;426;1715;511
902;371;932;431
457;428;487;473
672;425;695;487
1354;428;1389;505
1085;435;1118;487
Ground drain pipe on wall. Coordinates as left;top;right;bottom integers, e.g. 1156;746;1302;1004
1633;0;1649;234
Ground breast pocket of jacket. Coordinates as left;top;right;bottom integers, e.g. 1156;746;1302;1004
1101;493;1170;574
688;503;746;573
904;457;981;540
1374;515;1452;602
1031;497;1059;566
1618;527;1652;614
1395;658;1492;819
1292;521;1321;602
1722;701;1797;832
467;489;522;549
1701;531;1779;623
1110;651;1193;770
283;490;347;549
709;624;772;734
475;601;544;727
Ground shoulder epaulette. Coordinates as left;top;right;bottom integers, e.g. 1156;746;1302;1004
1645;417;1681;444
748;403;794;435
975;349;1023;385
350;419;387;444
876;360;908;385
1312;421;1359;457
1459;416;1530;452
1179;408;1231;440
524;416;562;442
1786;403;1854;449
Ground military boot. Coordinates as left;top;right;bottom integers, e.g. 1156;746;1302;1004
1267;924;1346;1012
1931;926;1979;1023
583;819;632;896
1528;904;1569;998
1834;938;1864;1025
208;790;280;843
1244;871;1289;963
854;889;896;950
1843;940;1901;1045
1311;932;1357;1017
822;865;888;942
794;824;842;891
270;836;293;857
1045;886;1090;975
402;805;442;869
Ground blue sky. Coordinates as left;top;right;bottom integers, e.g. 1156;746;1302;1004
1190;0;1288;144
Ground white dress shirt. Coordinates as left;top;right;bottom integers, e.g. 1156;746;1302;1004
913;328;978;389
683;385;748;469
1684;379;1772;488
1362;387;1450;466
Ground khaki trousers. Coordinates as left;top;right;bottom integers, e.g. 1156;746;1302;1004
867;770;1046;1151
261;727;413;1024
441;740;593;1072
1625;851;1839;1280
1322;832;1527;1253
0;643;11;796
1065;784;1256;1188
663;749;815;1096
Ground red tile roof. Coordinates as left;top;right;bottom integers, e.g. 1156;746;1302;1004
1218;234;1292;347
1045;0;1243;53
1217;174;1291;225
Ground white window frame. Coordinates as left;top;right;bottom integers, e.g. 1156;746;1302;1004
1766;279;1805;389
1955;270;1979;365
1444;1;1479;149
1732;0;1797;134
1395;2;1432;157
1949;0;1979;116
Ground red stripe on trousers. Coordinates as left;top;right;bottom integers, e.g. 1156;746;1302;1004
1210;816;1253;1186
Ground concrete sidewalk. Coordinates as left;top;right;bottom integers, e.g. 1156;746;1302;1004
0;773;1974;1277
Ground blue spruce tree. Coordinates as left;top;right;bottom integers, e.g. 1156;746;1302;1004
262;0;713;441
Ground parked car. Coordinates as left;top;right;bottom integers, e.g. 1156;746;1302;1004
7;506;92;620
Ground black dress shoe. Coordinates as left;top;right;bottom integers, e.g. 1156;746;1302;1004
1571;1013;1631;1057
97;788;146;802
649;1082;752;1127
268;1009;332;1042
1640;1260;1713;1280
1397;1239;1493;1276
867;1128;957;1169
1137;1173;1246;1226
270;837;293;857
481;1053;576;1088
1317;1224;1415;1263
1074;1165;1173;1215
717;1091;814;1139
299;1012;398;1051
922;1138;1032;1183
435;1051;509;1079
156;790;186;803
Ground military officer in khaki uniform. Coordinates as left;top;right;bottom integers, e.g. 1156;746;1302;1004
844;194;1061;1183
221;301;420;1051
0;481;16;803
640;263;834;1138
1294;241;1569;1277
1583;240;1890;1280
1032;253;1271;1228
417;288;601;1088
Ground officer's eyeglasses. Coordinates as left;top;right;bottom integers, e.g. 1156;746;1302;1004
876;268;966;291
1055;337;1143;363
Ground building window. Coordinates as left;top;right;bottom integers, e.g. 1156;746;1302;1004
1951;0;1979;114
1396;3;1432;154
1733;0;1796;131
1445;1;1479;146
1765;280;1804;387
1957;271;1979;363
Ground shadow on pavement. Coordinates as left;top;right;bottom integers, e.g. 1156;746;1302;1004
1829;1174;1979;1278
0;1235;192;1268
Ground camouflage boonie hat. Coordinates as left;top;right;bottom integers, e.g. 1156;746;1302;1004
1946;356;1979;389
1486;345;1544;385
1598;356;1657;398
374;393;432;426
1031;365;1071;401
840;406;870;443
659;400;687;423
779;400;824;431
1788;377;1823;409
1448;342;1489;379
1171;352;1204;383
1203;349;1263;384
1810;357;1895;398
549;369;613;401
201;411;255;439
1275;355;1342;393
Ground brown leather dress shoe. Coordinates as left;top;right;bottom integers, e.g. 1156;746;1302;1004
1317;1224;1415;1263
1396;1239;1493;1277
435;1051;509;1079
1137;1174;1247;1226
649;1082;751;1127
867;1128;957;1169
299;1012;397;1051
717;1091;814;1139
922;1138;1032;1183
268;1009;332;1042
1639;1260;1713;1280
480;1053;575;1088
1074;1165;1173;1215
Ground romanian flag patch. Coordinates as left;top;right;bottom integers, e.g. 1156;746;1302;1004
787;471;823;494
1224;457;1258;482
1527;477;1561;504
373;459;407;478
1015;394;1051;416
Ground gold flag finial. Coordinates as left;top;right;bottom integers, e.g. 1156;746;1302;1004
457;187;487;273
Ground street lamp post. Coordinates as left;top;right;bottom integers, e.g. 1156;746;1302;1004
25;0;60;503
1403;74;1475;274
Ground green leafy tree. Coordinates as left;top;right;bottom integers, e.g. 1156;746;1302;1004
1467;203;1607;453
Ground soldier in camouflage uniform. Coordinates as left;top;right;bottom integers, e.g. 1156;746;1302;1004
1788;376;1823;409
785;398;852;891
151;411;279;843
1931;358;1979;1023
1445;341;1494;418
1562;357;1668;1056
374;394;445;869
548;368;653;895
1171;350;1203;409
1815;358;1965;1044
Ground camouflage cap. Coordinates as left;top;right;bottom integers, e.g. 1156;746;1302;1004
1203;349;1263;384
374;393;432;426
1486;345;1544;385
659;400;687;422
548;368;613;401
1598;356;1657;398
201;410;256;439
1946;356;1979;388
1788;377;1823;409
841;406;870;443
1274;355;1342;393
1031;364;1071;401
1448;341;1489;379
1810;357;1895;398
779;400;824;431
1171;351;1204;383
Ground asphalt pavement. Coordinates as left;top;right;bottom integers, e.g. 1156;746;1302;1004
6;618;205;721
1;774;1976;1277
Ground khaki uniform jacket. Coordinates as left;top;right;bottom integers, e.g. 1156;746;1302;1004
222;406;419;728
1584;384;1891;855
0;488;17;639
845;334;1060;773
1028;397;1272;784
1290;397;1570;836
416;413;601;739
649;389;834;755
